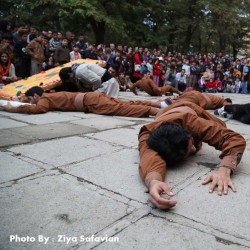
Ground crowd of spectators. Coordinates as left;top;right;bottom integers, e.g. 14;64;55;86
0;20;249;94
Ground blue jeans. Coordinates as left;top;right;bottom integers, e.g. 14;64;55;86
241;81;248;94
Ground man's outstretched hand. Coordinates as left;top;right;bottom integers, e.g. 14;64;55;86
202;167;236;195
148;180;177;210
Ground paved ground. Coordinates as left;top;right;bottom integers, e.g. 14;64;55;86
0;91;249;250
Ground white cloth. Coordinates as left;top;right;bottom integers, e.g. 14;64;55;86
0;100;31;110
95;78;120;99
75;63;106;90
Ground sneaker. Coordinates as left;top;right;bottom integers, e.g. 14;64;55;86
214;107;224;116
164;98;173;105
222;112;233;119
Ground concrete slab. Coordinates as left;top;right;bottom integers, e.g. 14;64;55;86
3;112;80;125
86;128;138;147
0;117;28;129
154;173;250;240
62;149;207;203
0;130;31;147
0;174;129;250
71;116;136;130
62;149;148;202
9;123;96;140
95;216;248;250
54;111;100;119
8;136;122;167
0;152;42;183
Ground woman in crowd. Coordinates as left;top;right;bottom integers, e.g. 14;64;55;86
0;52;18;85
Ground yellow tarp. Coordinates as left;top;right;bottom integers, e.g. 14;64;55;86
0;59;99;100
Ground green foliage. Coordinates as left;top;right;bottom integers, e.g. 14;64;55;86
0;0;249;54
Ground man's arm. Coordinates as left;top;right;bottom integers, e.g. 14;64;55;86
138;126;177;209
138;112;246;209
130;81;141;95
182;113;246;194
2;99;50;114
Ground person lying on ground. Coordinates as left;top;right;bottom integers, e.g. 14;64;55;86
138;100;246;210
0;86;168;117
171;90;232;110
214;103;250;124
130;71;182;96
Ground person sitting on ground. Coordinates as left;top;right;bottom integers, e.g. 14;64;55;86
138;100;246;209
175;69;187;92
130;71;182;96
214;104;250;124
205;78;217;93
0;52;18;85
0;86;163;117
59;63;120;98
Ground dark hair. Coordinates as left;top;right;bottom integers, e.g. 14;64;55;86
110;63;119;72
25;86;44;97
59;67;72;80
225;98;232;104
147;124;190;164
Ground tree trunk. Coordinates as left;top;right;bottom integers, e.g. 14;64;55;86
90;20;106;44
232;44;237;59
183;24;193;54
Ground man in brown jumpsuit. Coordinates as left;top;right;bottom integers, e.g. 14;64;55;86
172;90;232;110
138;100;246;209
130;71;182;96
1;86;159;117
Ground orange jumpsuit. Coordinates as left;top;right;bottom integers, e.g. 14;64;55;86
138;101;246;186
11;92;154;118
131;78;181;96
173;91;231;109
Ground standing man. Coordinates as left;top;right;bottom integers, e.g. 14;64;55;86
241;59;249;94
26;33;45;75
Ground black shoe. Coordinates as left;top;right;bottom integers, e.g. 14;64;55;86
164;98;173;105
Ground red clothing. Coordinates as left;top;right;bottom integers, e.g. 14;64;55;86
206;81;217;90
153;63;162;76
133;52;143;79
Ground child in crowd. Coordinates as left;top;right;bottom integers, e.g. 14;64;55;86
42;56;55;71
70;44;82;61
117;72;127;91
215;77;223;92
54;38;70;65
205;78;217;93
159;68;166;87
234;74;241;93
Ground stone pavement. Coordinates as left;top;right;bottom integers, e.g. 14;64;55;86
0;91;249;250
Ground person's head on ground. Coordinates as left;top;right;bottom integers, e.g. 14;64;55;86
59;67;74;83
108;63;119;77
224;98;232;106
25;86;44;104
147;124;196;165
